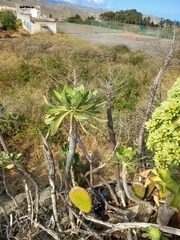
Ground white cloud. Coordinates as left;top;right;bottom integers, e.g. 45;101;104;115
64;0;104;4
55;0;105;7
107;0;113;9
94;0;104;3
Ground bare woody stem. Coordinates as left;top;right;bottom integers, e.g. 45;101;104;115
138;26;176;158
40;131;62;232
106;69;126;207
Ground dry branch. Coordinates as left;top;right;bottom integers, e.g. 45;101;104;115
138;26;176;157
40;131;62;232
83;213;180;237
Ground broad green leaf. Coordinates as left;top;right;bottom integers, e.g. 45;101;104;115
71;92;85;108
150;175;163;183
50;88;63;104
60;91;71;108
127;165;137;173
151;169;159;176
10;113;18;120
74;115;89;121
78;84;85;94
165;180;180;194
45;116;56;125
64;85;73;95
47;106;67;114
43;96;56;107
54;90;63;102
79;121;91;135
158;169;172;182
90;124;98;129
91;116;108;123
57;83;63;93
81;91;89;103
79;103;96;112
142;233;149;238
158;182;171;198
50;111;70;135
168;191;180;210
85;92;97;104
94;102;106;109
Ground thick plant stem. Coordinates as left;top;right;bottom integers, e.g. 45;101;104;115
0;130;10;154
106;70;126;207
122;164;153;207
157;194;175;226
65;128;77;228
77;135;93;187
40;132;62;232
65;133;77;194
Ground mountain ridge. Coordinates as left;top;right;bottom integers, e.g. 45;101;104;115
0;0;161;23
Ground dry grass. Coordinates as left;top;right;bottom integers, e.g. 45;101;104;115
0;30;179;195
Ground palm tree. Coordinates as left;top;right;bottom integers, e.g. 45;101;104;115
44;83;107;193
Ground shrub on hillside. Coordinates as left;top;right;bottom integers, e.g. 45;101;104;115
0;10;18;31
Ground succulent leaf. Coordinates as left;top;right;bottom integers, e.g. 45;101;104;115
149;227;161;240
69;186;92;213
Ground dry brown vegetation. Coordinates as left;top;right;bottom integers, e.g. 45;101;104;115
0;28;180;239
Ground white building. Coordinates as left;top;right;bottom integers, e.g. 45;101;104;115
16;4;58;34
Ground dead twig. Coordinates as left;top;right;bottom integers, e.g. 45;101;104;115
0;157;40;222
71;209;104;240
122;164;153;207
39;131;62;232
138;25;176;158
77;135;93;187
20;215;60;240
83;213;180;237
0;202;10;226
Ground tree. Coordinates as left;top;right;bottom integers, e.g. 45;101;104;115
100;11;115;21
67;14;83;23
0;10;17;31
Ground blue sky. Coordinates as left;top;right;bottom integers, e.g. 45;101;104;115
58;0;180;21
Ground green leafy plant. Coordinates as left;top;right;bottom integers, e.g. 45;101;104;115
146;77;180;169
59;142;80;169
69;186;92;213
44;83;107;136
114;145;138;173
149;168;180;211
142;226;171;240
0;151;22;169
114;77;140;110
132;182;146;199
0;10;18;30
44;83;107;193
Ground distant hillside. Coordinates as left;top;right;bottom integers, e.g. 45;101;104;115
0;0;161;23
143;14;161;24
0;0;103;20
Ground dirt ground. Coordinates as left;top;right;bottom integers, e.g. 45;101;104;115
69;32;171;53
57;22;171;52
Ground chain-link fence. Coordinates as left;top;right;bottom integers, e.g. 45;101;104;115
57;21;173;39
